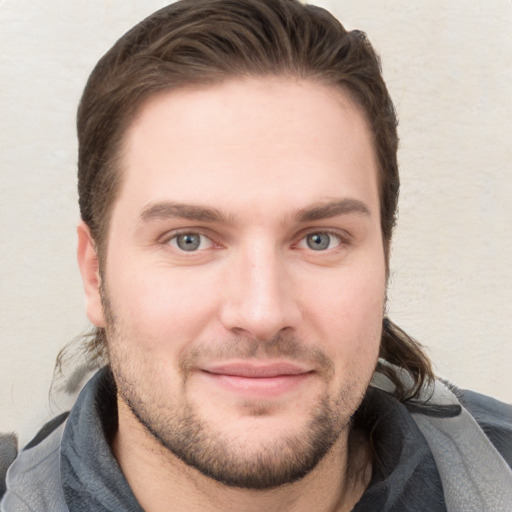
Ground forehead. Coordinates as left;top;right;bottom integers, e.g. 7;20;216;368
115;77;379;222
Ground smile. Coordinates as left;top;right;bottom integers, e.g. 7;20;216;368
199;362;314;397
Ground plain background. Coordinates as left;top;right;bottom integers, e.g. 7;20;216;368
1;0;511;445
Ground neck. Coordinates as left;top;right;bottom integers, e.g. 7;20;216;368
112;399;371;512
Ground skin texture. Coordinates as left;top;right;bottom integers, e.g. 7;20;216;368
78;77;387;512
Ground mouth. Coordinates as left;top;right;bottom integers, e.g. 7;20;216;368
199;362;314;397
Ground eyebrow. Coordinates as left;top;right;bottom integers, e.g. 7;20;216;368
139;198;370;226
139;202;234;224
295;199;371;222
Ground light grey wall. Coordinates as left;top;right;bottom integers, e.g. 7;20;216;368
1;0;511;445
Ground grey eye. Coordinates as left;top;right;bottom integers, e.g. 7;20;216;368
176;233;202;251
306;233;332;250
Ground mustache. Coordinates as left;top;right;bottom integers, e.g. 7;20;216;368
180;333;334;376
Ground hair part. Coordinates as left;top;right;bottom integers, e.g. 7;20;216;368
68;0;434;400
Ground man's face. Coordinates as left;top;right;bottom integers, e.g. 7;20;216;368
85;77;386;488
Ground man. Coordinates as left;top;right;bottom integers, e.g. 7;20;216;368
2;0;511;510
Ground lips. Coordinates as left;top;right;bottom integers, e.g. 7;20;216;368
199;362;313;397
203;362;312;378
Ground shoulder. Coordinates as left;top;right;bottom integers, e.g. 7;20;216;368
453;387;512;469
407;378;512;470
1;413;69;512
0;434;17;498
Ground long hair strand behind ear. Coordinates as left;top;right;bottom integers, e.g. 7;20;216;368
378;317;434;401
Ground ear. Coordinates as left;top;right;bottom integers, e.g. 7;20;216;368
77;221;106;328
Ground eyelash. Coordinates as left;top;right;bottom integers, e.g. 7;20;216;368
160;228;350;253
295;230;348;251
161;230;218;250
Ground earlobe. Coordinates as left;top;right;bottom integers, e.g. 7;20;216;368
77;221;106;328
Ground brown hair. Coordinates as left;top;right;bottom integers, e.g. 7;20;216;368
71;0;433;400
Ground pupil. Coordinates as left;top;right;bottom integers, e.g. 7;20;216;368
177;234;200;251
307;233;329;250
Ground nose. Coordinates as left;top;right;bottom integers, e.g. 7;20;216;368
219;244;302;340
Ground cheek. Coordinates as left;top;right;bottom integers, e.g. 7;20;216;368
105;262;221;350
303;263;386;355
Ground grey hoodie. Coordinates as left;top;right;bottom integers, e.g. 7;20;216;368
2;367;512;511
